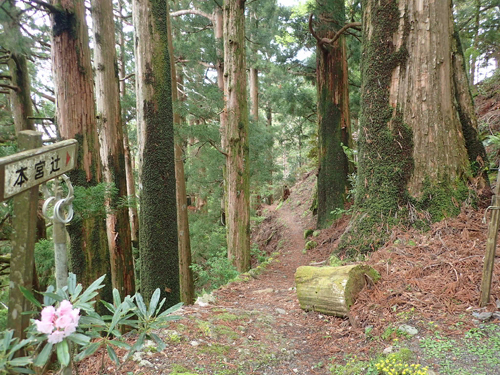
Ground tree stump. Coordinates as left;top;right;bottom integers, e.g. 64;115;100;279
295;264;380;317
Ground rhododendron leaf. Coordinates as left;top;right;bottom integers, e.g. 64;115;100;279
147;289;161;317
157;302;183;319
149;333;165;351
107;345;120;365
134;293;147;317
19;286;42;309
43;285;56;306
44;292;63;302
155;298;166;315
67;333;90;346
79;315;106;327
71;284;83;301
10;338;33;355
56;341;70;367
109;304;124;332
67;273;77;294
10;357;33;367
3;329;13;349
101;300;115;314
11;367;35;374
33;343;53;367
125;332;145;361
79;274;106;304
109;340;131;350
112;288;122;306
75;342;101;362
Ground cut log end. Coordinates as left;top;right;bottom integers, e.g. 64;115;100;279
295;264;380;317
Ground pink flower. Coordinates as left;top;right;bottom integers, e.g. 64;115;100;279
34;300;80;342
54;314;72;330
34;319;54;335
47;330;66;344
57;300;73;316
40;306;56;322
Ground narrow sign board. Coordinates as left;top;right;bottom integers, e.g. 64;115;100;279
0;139;78;201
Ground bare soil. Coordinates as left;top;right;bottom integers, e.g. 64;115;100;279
77;171;500;375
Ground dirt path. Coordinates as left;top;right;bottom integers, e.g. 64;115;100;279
80;184;351;374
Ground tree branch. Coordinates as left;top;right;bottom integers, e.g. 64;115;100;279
170;9;214;22
34;89;55;102
309;14;361;49
0;83;20;92
119;73;135;82
25;0;59;13
208;139;228;157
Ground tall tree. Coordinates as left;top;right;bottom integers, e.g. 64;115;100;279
341;0;488;254
133;0;180;305
168;4;194;304
117;0;140;249
310;1;354;229
223;0;250;272
48;0;111;300
1;1;34;133
91;0;135;297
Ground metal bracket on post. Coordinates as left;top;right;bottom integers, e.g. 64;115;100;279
42;174;75;290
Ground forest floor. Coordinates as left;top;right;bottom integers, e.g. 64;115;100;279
78;170;500;375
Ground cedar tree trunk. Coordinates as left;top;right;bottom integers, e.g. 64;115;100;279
167;5;194;304
91;0;135;297
342;0;487;254
223;0;250;272
50;0;112;303
314;0;351;229
133;0;180;306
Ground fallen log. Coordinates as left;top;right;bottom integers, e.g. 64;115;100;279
295;264;380;317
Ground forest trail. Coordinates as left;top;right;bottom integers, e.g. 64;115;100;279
80;174;350;374
80;171;500;375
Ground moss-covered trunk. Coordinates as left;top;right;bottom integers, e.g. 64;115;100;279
133;0;180;307
223;0;250;272
50;0;112;303
341;0;485;255
7;53;34;133
315;0;351;229
451;27;489;183
91;0;135;298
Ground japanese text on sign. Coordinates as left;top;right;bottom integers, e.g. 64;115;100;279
0;140;78;200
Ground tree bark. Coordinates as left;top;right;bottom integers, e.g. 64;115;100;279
342;0;486;254
133;0;180;307
91;0;135;298
249;67;259;121
452;26;489;185
314;1;351;229
8;53;34;133
385;0;470;195
50;0;112;304
224;0;250;272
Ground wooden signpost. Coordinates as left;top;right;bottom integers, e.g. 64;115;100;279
480;167;500;307
0;130;77;339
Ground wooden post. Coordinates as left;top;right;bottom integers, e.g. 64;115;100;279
53;179;69;290
480;168;500;307
7;130;42;339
